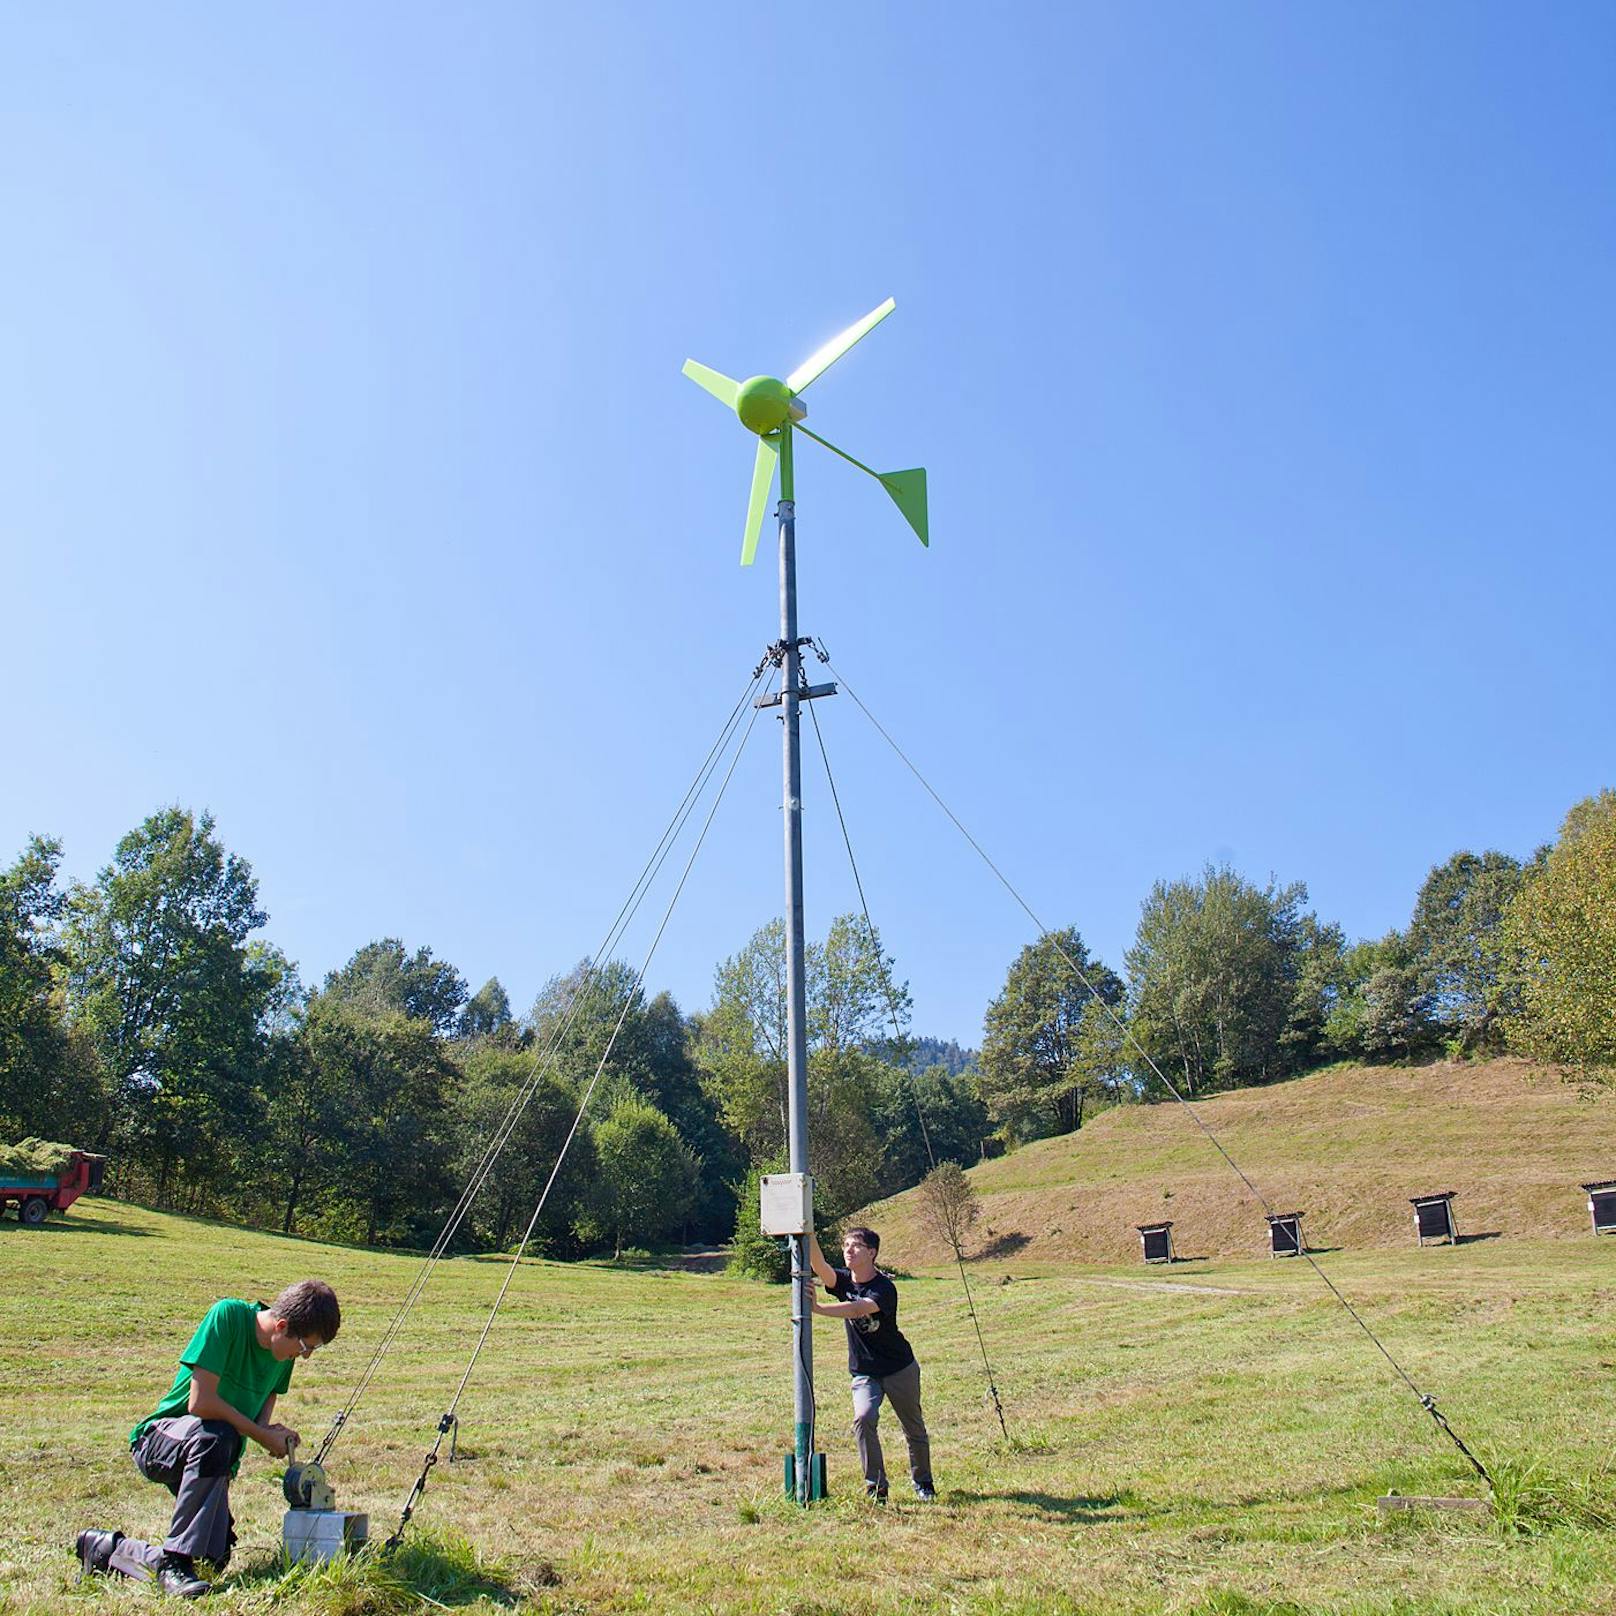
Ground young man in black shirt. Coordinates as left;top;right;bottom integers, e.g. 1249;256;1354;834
808;1226;934;1502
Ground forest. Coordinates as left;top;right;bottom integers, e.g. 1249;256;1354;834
2;788;1611;1261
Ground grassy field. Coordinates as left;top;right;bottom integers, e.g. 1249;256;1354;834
4;1178;1616;1615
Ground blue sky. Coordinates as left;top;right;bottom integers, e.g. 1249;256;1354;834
4;4;1612;1045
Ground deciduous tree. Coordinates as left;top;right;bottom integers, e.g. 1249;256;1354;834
980;928;1124;1133
590;1096;697;1256
1408;850;1533;1054
64;808;283;1203
324;939;468;1035
1502;790;1616;1081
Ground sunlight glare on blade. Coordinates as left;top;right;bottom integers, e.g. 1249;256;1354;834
785;298;896;393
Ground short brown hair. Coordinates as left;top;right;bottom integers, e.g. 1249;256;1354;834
844;1226;880;1254
270;1280;341;1343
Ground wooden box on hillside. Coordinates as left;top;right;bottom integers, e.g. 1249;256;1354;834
1411;1193;1458;1247
1137;1221;1174;1264
1266;1212;1305;1257
1581;1181;1616;1235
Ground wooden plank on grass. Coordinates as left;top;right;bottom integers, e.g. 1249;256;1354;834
1377;1495;1489;1515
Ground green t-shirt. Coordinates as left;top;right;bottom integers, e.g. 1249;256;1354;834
129;1299;293;1474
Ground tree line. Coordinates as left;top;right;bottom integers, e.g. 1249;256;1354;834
2;789;1611;1261
975;788;1616;1139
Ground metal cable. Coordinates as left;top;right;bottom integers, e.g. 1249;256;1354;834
823;656;1492;1488
316;667;766;1465
389;700;766;1545
805;693;1010;1442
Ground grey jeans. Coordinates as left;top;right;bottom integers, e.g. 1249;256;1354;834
107;1415;241;1578
851;1359;931;1496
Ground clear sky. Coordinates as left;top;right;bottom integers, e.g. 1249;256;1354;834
4;4;1612;1045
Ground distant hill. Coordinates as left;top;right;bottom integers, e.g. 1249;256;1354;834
904;1036;979;1077
863;1057;1616;1267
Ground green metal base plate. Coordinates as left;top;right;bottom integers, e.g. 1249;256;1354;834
783;1451;827;1503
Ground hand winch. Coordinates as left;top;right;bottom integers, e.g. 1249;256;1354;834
281;1436;368;1563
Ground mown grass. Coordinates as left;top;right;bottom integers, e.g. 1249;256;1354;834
3;1194;1616;1614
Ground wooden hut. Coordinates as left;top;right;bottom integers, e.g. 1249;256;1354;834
1581;1181;1616;1236
1137;1221;1175;1264
1266;1211;1305;1257
1410;1192;1458;1247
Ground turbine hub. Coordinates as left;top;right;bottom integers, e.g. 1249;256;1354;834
735;375;796;436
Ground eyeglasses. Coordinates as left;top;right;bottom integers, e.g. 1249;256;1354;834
295;1334;319;1358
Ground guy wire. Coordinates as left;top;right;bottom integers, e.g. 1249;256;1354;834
821;654;1491;1489
318;666;767;1465
805;695;1010;1442
390;697;766;1545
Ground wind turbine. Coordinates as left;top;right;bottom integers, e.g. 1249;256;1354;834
682;299;927;1506
683;296;928;564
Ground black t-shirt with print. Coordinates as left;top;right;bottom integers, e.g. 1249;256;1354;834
830;1267;915;1378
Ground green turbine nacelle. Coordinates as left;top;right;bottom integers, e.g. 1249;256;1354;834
682;297;929;566
735;375;804;437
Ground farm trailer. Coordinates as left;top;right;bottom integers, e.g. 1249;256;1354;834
1;1151;107;1226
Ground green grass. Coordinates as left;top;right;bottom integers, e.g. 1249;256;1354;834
4;1192;1616;1615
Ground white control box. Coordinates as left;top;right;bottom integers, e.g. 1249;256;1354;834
759;1172;814;1236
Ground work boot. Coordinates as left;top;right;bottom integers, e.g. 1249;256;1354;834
74;1529;122;1577
156;1553;211;1599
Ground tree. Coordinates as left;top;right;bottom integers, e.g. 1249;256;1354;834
1322;933;1440;1064
915;1161;981;1260
262;1030;343;1235
530;964;741;1240
979;928;1125;1135
323;939;468;1035
1502;790;1616;1081
301;996;457;1246
64;808;284;1204
1408;851;1533;1054
460;977;514;1042
869;1061;991;1195
696;914;908;1158
1126;868;1327;1096
727;1159;791;1282
589;1096;698;1256
0;836;106;1142
451;1045;597;1252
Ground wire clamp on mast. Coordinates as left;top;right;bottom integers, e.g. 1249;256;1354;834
754;636;816;678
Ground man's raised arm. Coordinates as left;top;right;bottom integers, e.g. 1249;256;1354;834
807;1233;837;1289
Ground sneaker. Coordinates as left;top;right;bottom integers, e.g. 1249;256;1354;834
156;1554;211;1599
865;1484;888;1505
914;1485;937;1502
74;1529;122;1577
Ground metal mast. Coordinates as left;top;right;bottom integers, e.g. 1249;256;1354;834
776;428;816;1504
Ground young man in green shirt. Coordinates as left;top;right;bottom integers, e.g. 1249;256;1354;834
76;1279;341;1599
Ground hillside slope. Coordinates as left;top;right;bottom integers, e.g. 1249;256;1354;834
865;1057;1616;1267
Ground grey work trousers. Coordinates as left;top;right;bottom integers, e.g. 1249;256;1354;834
107;1416;241;1578
851;1360;931;1497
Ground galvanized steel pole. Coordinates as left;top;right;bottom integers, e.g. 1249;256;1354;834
777;427;814;1503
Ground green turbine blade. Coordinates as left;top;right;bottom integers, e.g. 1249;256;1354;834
740;432;780;566
785;297;896;393
682;359;741;408
796;423;929;548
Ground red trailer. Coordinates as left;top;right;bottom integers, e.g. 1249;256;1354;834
2;1151;107;1226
